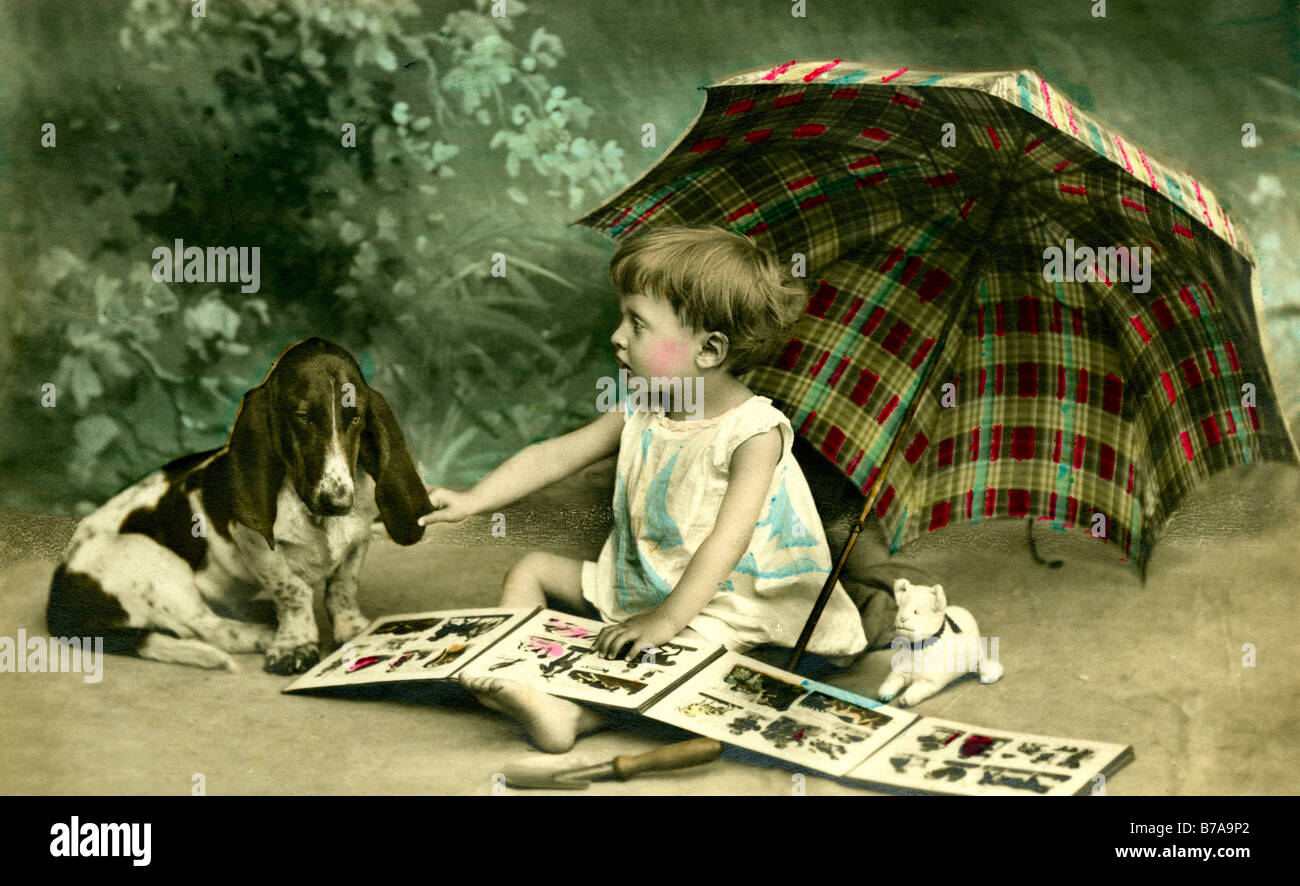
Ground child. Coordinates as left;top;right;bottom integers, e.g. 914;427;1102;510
420;225;867;752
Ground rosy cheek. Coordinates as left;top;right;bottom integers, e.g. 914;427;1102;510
648;339;686;375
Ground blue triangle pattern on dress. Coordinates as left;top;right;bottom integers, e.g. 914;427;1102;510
643;447;684;549
611;471;673;612
756;476;819;549
733;551;827;580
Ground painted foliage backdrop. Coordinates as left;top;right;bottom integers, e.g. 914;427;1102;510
1;0;1296;516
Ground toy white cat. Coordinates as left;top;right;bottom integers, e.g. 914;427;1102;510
876;579;1003;707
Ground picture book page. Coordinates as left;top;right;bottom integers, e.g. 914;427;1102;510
283;608;535;692
455;610;722;710
646;652;917;777
846;716;1134;796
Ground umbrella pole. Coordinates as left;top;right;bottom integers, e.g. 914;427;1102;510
786;276;978;672
785;408;909;671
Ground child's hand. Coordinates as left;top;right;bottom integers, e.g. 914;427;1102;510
594;609;678;661
418;486;478;526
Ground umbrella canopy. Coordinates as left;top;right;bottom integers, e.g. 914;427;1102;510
575;60;1297;583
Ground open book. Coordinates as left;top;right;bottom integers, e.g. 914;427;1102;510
285;607;1133;795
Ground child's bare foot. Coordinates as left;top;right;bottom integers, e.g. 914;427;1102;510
457;674;607;753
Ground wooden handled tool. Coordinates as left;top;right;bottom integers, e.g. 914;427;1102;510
502;738;723;789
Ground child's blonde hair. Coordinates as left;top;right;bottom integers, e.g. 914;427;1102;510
609;225;807;374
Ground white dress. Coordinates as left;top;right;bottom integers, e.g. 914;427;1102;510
581;394;867;657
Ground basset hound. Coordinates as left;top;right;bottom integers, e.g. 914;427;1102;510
47;338;433;674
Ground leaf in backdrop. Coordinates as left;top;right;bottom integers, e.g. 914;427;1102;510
242;298;271;326
57;354;104;410
340;219;367;245
35;248;84;288
127;180;177;215
184;295;241;344
73;415;120;456
376;206;399;240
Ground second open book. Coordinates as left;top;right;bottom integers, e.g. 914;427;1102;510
285;606;1133;795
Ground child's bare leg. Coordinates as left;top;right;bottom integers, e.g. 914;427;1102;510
465;551;607;752
499;551;597;614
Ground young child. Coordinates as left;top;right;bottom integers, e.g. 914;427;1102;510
420;225;867;752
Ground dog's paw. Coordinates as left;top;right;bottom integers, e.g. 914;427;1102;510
263;643;321;675
331;613;371;647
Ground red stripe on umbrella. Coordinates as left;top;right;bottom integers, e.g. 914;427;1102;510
803;60;842;81
689;136;728;152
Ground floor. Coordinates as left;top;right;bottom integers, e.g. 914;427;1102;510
2;460;1297;796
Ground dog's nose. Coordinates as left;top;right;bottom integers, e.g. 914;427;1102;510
316;481;354;515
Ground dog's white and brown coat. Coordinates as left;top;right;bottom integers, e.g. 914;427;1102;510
47;338;432;674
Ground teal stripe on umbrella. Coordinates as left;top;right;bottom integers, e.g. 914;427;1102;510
1048;234;1080;532
1015;73;1034;113
970;278;997;527
849;223;964;491
787;212;959;444
827;68;869;87
608;169;713;237
733;163;923;236
889;504;909;553
1164;176;1185;207
1086;122;1106;156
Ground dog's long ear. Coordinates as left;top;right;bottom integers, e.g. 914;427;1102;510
227;385;283;548
360;388;431;546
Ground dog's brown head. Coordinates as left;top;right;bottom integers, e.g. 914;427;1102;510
226;338;431;547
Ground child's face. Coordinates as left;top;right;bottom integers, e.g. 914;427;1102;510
610;291;706;379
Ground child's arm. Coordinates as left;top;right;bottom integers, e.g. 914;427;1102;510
595;427;784;659
419;409;624;525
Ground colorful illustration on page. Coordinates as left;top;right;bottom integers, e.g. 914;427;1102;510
846;717;1124;796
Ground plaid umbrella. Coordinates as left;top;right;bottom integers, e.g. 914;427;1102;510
576;60;1297;665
